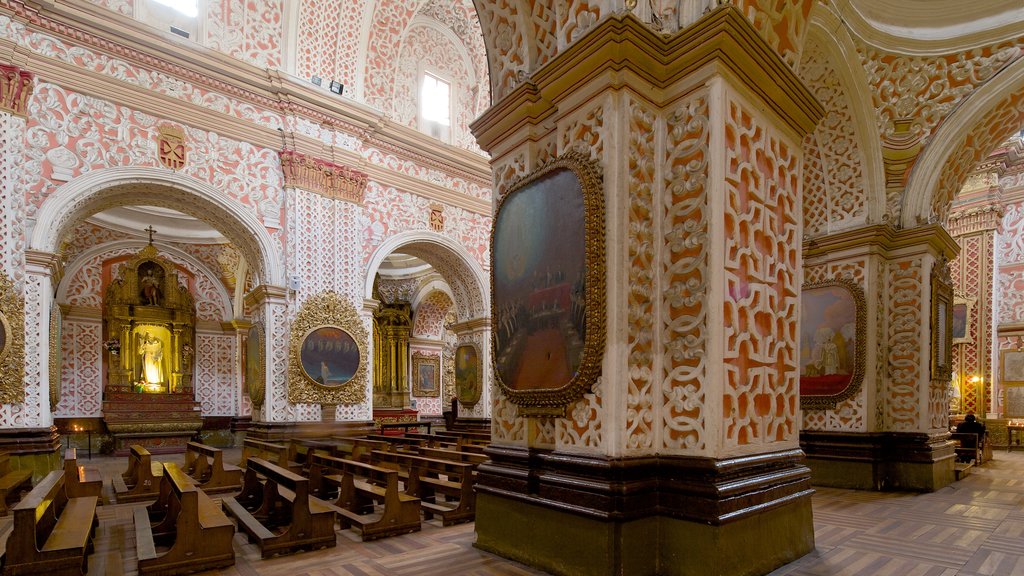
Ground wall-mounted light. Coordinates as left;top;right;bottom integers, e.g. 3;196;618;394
310;76;322;87
329;80;344;96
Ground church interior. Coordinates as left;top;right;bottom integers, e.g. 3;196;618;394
0;0;1021;575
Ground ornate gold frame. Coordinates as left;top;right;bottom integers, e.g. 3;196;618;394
246;322;265;408
411;352;440;398
49;304;62;409
455;343;482;408
0;272;24;404
952;296;975;345
800;278;867;411
490;150;606;417
288;292;368;405
931;260;954;382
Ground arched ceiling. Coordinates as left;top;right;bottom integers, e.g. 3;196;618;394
87;206;228;244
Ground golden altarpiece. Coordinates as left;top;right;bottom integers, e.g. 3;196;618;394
371;301;419;424
101;242;202;455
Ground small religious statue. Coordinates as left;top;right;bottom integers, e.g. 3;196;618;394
140;268;162;306
139;332;164;385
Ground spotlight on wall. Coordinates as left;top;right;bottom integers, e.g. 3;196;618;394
310;75;322;86
329;80;344;96
169;26;190;39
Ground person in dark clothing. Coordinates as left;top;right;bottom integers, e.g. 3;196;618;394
956;414;988;459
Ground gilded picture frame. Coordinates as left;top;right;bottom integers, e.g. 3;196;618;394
245;322;265;408
800;278;867;411
1001;349;1024;385
931;263;954;382
412;352;440;398
455;343;482;407
49;304;63;409
0;272;24;404
288;292;368;405
491;150;605;417
952;297;974;345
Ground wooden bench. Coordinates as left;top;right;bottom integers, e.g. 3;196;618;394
133;462;235;575
416;446;488;466
365;434;426;450
329;437;391;463
183;442;242;493
369;450;476;525
379;421;432;435
240;438;302;473
307;452;420;540
113;445;164;503
221;457;337;557
435;430;491;445
63;448;101;501
3;470;98;576
0;452;32;516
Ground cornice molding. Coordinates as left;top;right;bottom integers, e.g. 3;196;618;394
280;149;368;205
0;0;492;188
243;284;288;308
803;224;959;261
472;7;824;153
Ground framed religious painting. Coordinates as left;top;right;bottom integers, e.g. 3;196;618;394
0;271;24;404
289;292;369;405
931;262;954;382
455;344;482;407
491;150;605;416
49;304;63;409
412;353;440;397
952;297;974;345
799;279;866;410
245;323;265;408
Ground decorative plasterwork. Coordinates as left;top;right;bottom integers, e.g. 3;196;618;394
280;149;369;204
0;64;33;116
288;291;368;406
0;270;24;403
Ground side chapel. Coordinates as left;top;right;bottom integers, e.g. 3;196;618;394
0;0;1019;575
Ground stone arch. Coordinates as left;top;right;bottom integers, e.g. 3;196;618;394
57;240;233;322
902;56;1024;227
365;230;488;322
799;13;886;237
30;167;285;287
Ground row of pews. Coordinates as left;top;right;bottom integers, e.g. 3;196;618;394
2;421;490;575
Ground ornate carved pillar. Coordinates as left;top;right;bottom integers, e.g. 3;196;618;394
245;285;291;423
947;170;1004;418
471;8;822;576
800;225;959;491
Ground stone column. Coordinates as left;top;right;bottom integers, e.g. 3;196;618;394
244;285;291;426
800;225;959;491
471;9;822;576
948;172;1004;417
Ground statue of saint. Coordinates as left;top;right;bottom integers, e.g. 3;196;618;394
140;268;162;306
139;332;164;384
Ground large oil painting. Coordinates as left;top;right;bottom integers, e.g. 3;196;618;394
245;323;264;407
491;151;605;416
412;353;440;398
455;344;481;406
952;298;974;344
800;279;866;410
494;168;586;391
300;326;360;386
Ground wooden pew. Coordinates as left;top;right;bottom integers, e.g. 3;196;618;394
3;470;98;576
307;452;420;540
435;430;491;445
183;442;242;493
369;450;476;526
134;463;234;575
329;437;391;462
240;438;301;473
365;434;426;450
416;446;488;466
221;457;337;558
0;452;32;516
113;445;163;503
63;448;102;501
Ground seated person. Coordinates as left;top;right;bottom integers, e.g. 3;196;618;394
955;414;988;460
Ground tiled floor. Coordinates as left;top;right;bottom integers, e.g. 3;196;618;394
14;448;1024;575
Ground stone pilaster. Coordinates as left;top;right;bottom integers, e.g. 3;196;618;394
244;284;290;423
471;8;822;576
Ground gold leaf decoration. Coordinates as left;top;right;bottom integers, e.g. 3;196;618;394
288;292;368;405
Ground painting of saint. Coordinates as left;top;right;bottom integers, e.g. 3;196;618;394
952;303;968;341
455;345;480;405
300;326;360;386
493;168;586;391
418;362;436;392
800;285;858;397
245;325;262;394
